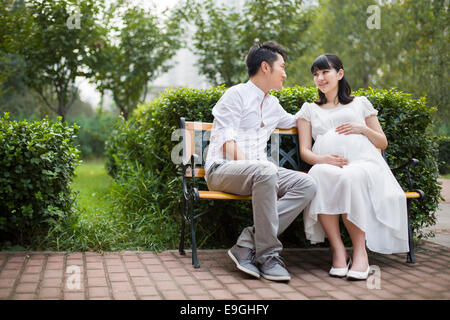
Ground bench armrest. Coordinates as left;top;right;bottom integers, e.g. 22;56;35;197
182;154;200;201
382;150;420;191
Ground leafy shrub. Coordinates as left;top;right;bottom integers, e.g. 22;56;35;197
107;162;181;251
0;113;80;247
106;86;441;249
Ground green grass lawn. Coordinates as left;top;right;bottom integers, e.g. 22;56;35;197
67;157;175;252
441;173;450;179
71;158;113;217
66;158;122;251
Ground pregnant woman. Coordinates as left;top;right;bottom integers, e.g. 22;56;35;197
296;54;409;280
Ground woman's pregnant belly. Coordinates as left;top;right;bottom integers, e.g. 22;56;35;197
312;129;375;162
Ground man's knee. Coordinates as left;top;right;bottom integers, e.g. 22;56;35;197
253;162;278;182
294;174;317;199
305;177;317;199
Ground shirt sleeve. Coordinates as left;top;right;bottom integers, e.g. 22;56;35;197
294;102;311;122
211;87;243;148
360;96;379;118
277;102;297;129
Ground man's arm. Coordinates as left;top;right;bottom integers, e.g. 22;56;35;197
222;140;248;161
277;104;298;129
210;86;248;161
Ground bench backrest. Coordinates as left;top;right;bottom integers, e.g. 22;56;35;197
180;117;310;178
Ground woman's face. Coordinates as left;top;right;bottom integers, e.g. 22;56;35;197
313;67;343;95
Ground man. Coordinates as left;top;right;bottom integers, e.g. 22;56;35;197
204;42;316;281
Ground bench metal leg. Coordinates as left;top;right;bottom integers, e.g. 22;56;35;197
179;198;186;255
180;178;200;267
190;203;200;268
406;200;416;263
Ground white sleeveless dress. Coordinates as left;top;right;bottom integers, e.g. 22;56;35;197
296;96;409;254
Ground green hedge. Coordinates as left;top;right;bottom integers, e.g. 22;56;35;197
106;86;441;250
0;113;80;247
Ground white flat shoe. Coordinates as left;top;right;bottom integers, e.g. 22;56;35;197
329;258;352;278
346;265;371;281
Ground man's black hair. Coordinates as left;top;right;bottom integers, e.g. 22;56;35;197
246;41;287;77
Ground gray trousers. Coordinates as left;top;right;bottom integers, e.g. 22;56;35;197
205;160;316;265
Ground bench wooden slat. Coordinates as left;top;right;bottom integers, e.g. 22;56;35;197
199;190;422;201
274;127;297;134
185;167;205;178
198;191;252;200
185;122;213;130
405;192;421;199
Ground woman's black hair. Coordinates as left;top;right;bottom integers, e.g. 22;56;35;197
311;54;354;105
246;41;287;77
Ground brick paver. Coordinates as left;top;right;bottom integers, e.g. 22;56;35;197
0;241;449;300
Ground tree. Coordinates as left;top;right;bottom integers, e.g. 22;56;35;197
288;0;449;129
8;0;106;121
0;0;27;100
379;0;449;127
88;1;184;120
181;0;247;87
179;0;313;87
300;0;390;90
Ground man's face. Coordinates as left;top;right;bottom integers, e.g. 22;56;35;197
266;53;287;91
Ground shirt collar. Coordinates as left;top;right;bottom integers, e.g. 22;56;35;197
247;80;267;100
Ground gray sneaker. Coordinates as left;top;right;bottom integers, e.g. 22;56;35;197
227;245;260;279
259;255;291;281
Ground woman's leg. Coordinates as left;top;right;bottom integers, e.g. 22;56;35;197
318;214;347;268
342;214;369;272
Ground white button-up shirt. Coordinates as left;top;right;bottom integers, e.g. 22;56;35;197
204;80;299;175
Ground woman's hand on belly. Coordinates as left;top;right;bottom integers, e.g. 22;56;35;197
319;154;349;168
335;122;366;135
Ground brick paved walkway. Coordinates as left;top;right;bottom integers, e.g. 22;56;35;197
0;241;449;300
439;178;450;203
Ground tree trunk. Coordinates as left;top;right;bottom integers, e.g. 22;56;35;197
117;104;128;120
363;74;370;90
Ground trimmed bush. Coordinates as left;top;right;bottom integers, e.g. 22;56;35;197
0;113;80;247
106;86;441;249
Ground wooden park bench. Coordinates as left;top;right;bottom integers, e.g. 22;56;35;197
178;117;424;268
